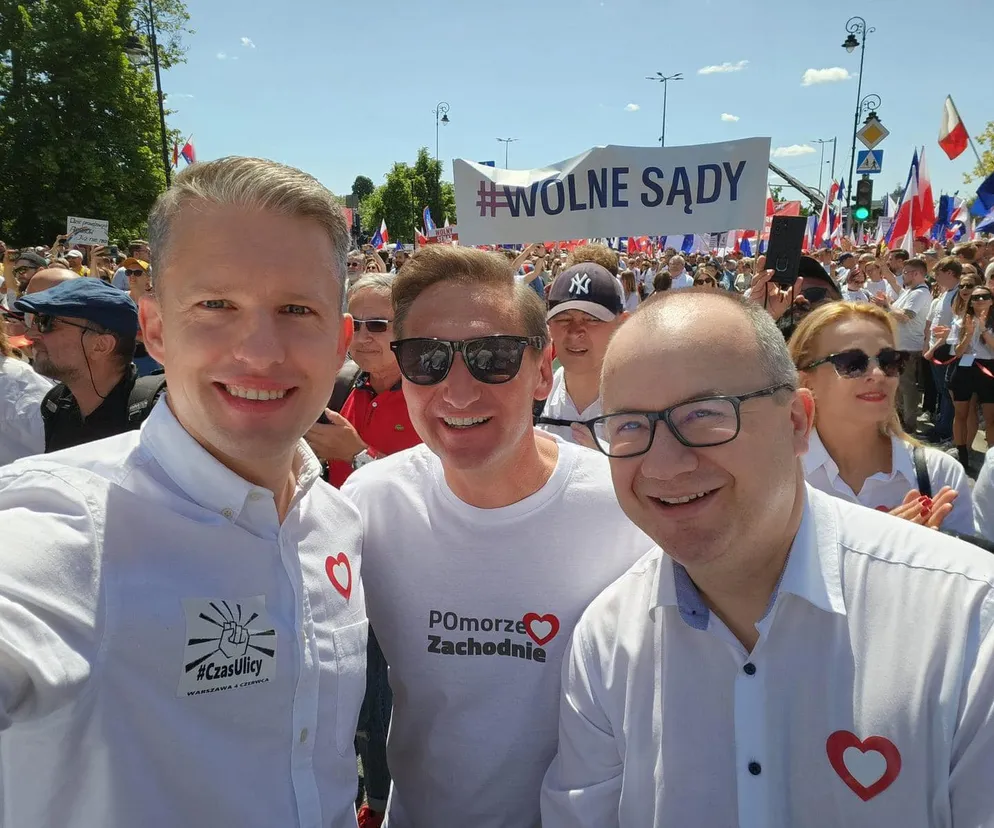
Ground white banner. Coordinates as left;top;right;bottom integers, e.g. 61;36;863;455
453;138;770;246
66;215;109;246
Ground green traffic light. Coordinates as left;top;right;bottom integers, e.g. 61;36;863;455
853;206;870;221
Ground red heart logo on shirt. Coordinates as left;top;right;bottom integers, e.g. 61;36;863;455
325;553;352;602
826;730;902;802
523;612;560;646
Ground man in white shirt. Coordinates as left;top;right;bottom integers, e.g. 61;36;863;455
0;157;367;828
341;245;653;828
0;329;52;465
973;447;994;540
541;289;994;827
538;263;626;445
924;257;964;442
666;254;694;290
875;257;932;432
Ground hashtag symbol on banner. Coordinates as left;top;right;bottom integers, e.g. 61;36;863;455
197;664;206;680
475;180;507;217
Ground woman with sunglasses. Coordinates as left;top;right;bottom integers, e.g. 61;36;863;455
791;302;974;535
305;273;421;488
942;285;994;469
692;266;719;289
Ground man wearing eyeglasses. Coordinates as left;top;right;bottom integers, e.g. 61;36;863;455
341;245;652;828
2;249;48;308
541;289;994;827
13;278;140;452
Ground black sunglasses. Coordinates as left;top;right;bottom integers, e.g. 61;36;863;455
391;335;546;386
353;318;391;333
800;348;906;378
347;261;362;269
970;293;993;302
799;287;830;304
694;279;717;286
12;265;37;277
125;269;147;277
23;313;99;335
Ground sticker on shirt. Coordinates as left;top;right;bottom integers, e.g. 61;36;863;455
826;730;902;801
177;596;277;697
326;553;352;602
425;609;560;665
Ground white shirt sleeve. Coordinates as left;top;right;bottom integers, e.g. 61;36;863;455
973;450;994;541
925;449;976;536
0;467;104;730
540;628;622;828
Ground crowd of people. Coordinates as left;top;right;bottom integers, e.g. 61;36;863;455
1;155;994;828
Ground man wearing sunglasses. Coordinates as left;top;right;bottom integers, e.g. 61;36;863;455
14;278;140;452
342;245;652;828
541;289;994;827
2;249;47;309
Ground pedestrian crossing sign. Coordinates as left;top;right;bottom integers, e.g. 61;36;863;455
856;150;883;175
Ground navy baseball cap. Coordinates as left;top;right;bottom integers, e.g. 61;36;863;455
547;263;624;322
15;278;139;335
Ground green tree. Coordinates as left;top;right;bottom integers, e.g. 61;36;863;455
769;185;784;202
965;120;994;184
351;175;374;202
0;0;192;245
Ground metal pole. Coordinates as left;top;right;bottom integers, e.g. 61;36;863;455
830;137;837;183
817;141;826;195
505;142;509;168
846;22;868;235
148;0;170;187
435;112;439;162
661;79;668;147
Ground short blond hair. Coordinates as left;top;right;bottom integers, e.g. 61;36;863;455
565;243;620;276
147;157;350;300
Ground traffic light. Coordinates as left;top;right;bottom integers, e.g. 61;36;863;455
853;177;873;222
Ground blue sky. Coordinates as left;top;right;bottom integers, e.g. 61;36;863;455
163;0;989;205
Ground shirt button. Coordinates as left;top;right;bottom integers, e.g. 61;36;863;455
248;491;263;501
748;761;762;776
371;401;378;408
743;662;757;675
221;508;234;519
299;728;308;743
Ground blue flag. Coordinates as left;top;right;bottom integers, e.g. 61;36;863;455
973;172;994;215
681;235;694;255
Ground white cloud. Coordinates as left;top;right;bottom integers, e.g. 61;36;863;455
625;103;640;112
216;52;227;60
801;67;852;86
771;144;817;158
172;93;195;99
698;60;748;75
241;37;255;48
720;113;740;122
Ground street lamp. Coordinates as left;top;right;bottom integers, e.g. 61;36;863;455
813;137;837;197
125;0;171;188
842;16;875;233
433;102;450;162
496;137;519;168
645;71;683;147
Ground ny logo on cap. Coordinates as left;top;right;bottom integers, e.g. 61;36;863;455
569;273;591;296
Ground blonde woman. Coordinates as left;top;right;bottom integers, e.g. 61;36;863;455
790;301;975;535
619;270;639;312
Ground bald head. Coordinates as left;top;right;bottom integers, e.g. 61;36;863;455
24;267;79;295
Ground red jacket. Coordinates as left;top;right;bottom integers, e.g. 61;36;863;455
327;373;422;488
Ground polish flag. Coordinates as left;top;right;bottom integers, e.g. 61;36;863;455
889;159;918;253
371;219;389;250
938;96;969;160
815;181;839;248
179;135;196;165
914;148;936;238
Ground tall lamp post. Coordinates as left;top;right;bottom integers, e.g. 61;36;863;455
813;137;837;197
496;137;518;168
842;16;874;233
645;71;683;147
433;102;450;162
125;0;171;188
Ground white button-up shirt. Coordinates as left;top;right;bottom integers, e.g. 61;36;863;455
0;399;366;828
973;447;994;540
0;355;52;466
802;428;975;536
538;366;603;445
541;486;994;828
891;283;933;352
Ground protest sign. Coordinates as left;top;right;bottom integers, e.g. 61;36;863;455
66;216;109;245
453;138;770;246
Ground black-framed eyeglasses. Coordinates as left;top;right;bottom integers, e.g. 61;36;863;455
125;269;147;278
23;313;100;335
391;335;546;386
800;348;906;379
13;265;37;277
579;384;794;458
353;317;392;333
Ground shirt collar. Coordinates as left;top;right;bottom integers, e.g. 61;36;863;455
354;371;402;394
803;428;914;487
650;485;847;626
140;397;322;523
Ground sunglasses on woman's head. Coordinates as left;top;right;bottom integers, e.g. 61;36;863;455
800;348;906;379
352;318;391;333
390;335;546;386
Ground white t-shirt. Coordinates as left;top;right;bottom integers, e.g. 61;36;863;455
841;288;871;303
341;438;654;828
538;366;603;445
865;278;898;302
541;487;994;827
670;271;694;290
950;316;994;364
927;291;956;349
0;355;53;466
0;400;367;828
972;447;994;540
623;292;639;313
891;284;933;352
803;428;975;536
